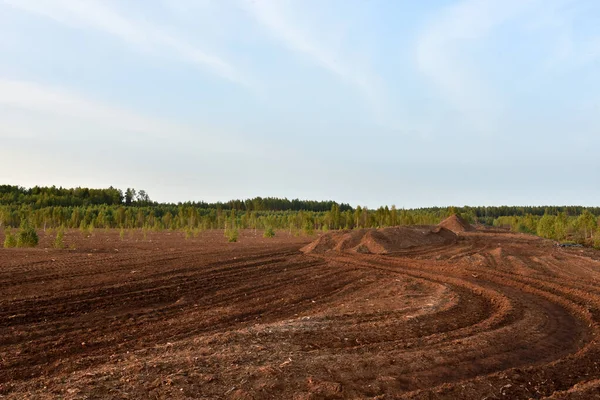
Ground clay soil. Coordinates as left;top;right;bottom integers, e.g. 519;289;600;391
437;214;474;233
2;228;600;399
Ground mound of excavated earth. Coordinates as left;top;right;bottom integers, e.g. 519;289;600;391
438;214;475;233
300;226;457;255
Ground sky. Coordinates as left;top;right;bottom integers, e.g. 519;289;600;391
1;0;599;208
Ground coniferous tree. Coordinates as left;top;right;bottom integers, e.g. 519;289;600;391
577;210;597;240
537;214;556;240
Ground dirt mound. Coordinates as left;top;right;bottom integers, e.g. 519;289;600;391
301;226;457;255
438;214;474;233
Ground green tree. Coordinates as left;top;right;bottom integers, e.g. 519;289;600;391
263;227;275;238
577;210;597;240
330;204;341;230
390;205;398;226
125;188;136;206
554;212;568;241
537;214;556;239
225;227;239;242
16;224;39;247
303;215;315;235
3;229;16;248
53;228;65;249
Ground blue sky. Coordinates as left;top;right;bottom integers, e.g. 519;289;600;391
1;0;599;208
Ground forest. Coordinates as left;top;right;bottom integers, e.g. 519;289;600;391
1;185;599;246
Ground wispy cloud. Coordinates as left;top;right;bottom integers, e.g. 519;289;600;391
0;78;168;137
242;0;391;127
1;0;250;86
0;78;254;156
243;1;364;86
416;0;539;135
531;1;600;70
416;0;600;137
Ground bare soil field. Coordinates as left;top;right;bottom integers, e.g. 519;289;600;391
2;228;600;399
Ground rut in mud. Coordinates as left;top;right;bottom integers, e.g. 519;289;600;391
1;229;600;399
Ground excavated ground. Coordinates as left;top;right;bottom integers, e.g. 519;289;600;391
2;229;600;399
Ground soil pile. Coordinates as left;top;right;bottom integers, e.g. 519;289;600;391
438;214;474;233
301;226;457;255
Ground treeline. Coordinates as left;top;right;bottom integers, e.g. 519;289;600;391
0;185;125;207
1;185;599;247
454;205;600;219
407;205;600;225
0;204;447;232
494;211;599;246
3;185;599;217
0;185;351;212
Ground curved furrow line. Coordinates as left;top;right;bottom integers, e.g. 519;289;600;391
389;245;598;398
0;251;302;323
325;253;593;395
2;253;376;382
463;249;600;303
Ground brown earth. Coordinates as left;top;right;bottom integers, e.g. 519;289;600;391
301;226;457;255
438;214;475;233
2;228;600;399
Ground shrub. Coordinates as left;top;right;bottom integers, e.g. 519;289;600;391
119;228;125;241
17;225;39;248
516;223;534;234
263;227;275;238
53;229;65;249
225;228;239;242
4;229;16;248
